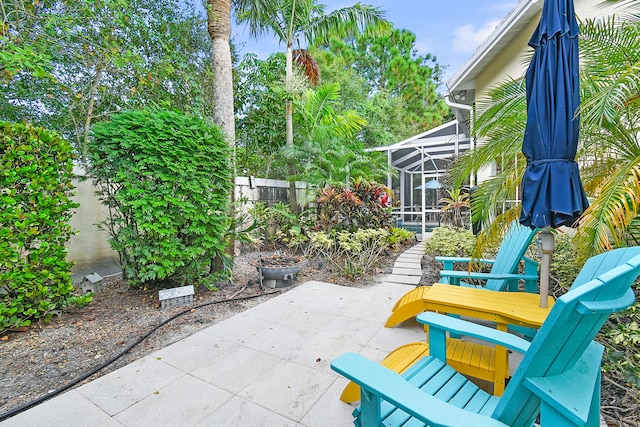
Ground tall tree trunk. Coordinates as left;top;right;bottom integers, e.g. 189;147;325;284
285;44;298;213
207;0;236;270
208;0;235;146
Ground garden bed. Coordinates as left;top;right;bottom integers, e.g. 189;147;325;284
0;244;409;418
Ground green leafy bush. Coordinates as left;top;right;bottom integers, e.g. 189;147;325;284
601;296;640;389
423;226;476;257
87;108;232;287
548;232;583;292
0;122;79;331
388;227;416;248
315;178;393;232
250;202;303;245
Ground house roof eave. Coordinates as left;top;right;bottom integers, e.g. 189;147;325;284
366;120;463;153
446;0;544;94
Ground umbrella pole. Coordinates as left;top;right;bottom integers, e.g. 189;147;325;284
537;227;554;308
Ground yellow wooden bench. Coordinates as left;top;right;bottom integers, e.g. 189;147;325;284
385;221;539;328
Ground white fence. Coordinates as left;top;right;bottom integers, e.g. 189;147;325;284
68;166;120;282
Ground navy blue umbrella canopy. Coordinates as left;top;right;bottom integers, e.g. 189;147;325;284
519;0;589;229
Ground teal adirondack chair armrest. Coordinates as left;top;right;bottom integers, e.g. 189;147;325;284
524;341;604;426
438;270;539;287
436;257;496;286
416;312;531;362
331;353;509;427
435;256;496;271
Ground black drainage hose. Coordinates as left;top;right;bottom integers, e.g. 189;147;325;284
0;288;282;422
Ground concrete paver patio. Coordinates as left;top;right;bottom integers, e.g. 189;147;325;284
2;245;431;426
6;240;583;426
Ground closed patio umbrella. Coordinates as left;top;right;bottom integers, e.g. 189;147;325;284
519;0;589;307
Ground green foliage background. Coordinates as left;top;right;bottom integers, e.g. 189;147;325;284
1;0;213;161
87;108;232;287
0;122;79;332
321;28;451;137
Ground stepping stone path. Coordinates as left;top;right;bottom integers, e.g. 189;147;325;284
384;241;425;286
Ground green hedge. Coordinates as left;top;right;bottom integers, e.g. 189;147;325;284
423;226;476;257
87;108;232;287
0;122;78;331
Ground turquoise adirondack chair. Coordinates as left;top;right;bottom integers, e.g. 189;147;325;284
341;247;640;403
438;222;539;292
332;247;640;426
386;221;538;328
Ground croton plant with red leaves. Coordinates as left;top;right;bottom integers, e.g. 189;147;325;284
315;178;395;232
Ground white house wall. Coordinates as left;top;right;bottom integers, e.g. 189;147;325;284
468;0;621;191
475;0;620;106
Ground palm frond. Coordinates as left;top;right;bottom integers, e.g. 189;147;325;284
297;82;339;129
292;48;320;85
470;210;523;269
451;78;527;188
575;157;640;258
333;110;366;138
595;0;640;23
579;17;640;125
304;4;391;46
233;0;287;41
285;0;317;44
473;78;528;138
467;163;524;228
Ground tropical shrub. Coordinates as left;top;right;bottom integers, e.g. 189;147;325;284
601;295;640;389
250;202;303;245
315;178;393;232
423;226;476;258
87;108;232;287
387;227;416;248
548;232;582;292
0;122;80;332
308;228;390;279
439;187;470;228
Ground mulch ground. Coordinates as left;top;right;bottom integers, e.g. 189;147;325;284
0;243;412;420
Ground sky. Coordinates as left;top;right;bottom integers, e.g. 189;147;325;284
231;0;521;85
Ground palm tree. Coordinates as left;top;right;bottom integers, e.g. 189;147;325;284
439;187;470;228
233;0;391;210
207;0;237;269
208;0;235;144
285;82;378;187
449;15;640;260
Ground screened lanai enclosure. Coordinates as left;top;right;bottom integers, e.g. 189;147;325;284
367;120;472;239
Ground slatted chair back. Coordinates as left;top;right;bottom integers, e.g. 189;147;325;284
483;222;537;291
493;248;640;426
570;247;640;289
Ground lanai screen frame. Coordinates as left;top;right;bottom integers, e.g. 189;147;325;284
366;120;471;239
